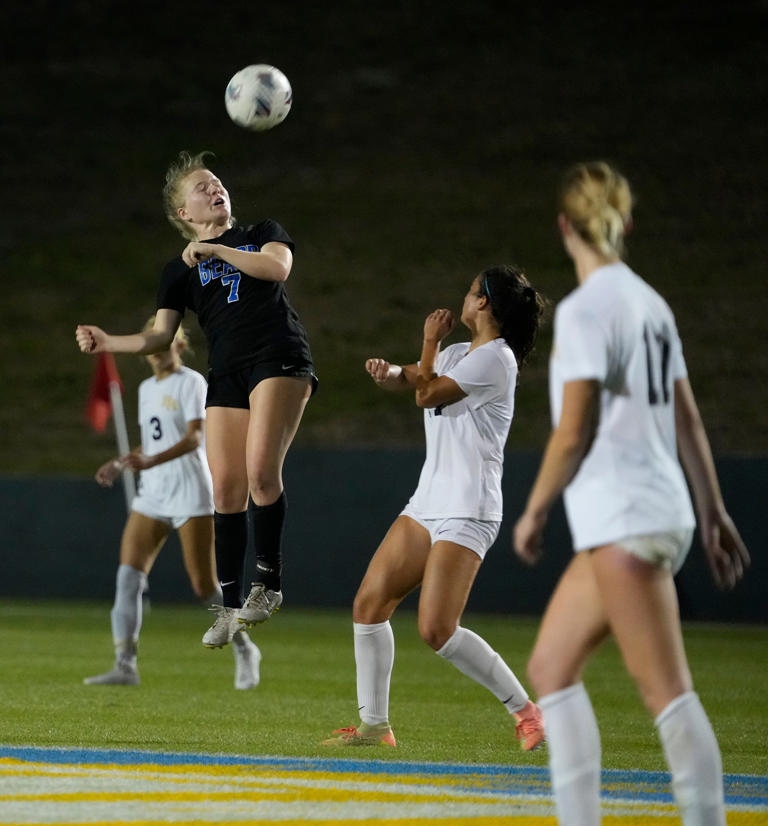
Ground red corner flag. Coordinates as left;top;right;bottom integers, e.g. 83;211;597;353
86;353;123;432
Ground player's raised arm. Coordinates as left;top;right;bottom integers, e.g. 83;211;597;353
414;309;466;409
181;240;292;283
76;309;181;356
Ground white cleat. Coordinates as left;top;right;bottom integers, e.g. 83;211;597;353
233;630;262;690
238;583;283;626
202;605;240;648
84;662;139;686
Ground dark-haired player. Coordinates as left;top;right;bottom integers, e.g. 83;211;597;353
323;265;546;751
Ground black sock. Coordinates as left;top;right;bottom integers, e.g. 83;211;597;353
214;511;247;608
247;492;286;592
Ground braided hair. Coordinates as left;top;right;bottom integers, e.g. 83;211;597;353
480;264;545;366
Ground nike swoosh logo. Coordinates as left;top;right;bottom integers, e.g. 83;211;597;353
281;364;295;370
220;580;236;587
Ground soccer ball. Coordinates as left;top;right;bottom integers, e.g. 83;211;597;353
225;65;292;132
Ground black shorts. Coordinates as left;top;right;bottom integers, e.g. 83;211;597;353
206;359;318;410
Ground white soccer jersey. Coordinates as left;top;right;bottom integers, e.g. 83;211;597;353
407;338;518;520
134;366;214;518
550;262;696;551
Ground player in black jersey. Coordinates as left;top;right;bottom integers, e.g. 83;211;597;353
77;151;317;649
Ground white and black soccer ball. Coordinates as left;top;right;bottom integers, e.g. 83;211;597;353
224;65;292;132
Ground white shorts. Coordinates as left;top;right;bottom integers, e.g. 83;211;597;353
401;504;500;560
613;529;694;575
131;495;212;531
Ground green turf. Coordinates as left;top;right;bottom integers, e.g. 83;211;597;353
1;600;765;776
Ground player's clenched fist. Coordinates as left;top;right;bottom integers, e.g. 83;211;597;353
181;241;217;267
365;358;393;384
76;324;107;353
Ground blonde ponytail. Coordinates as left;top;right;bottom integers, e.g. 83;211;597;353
559;162;633;258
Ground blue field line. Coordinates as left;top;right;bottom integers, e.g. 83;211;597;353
0;744;539;775
1;744;766;807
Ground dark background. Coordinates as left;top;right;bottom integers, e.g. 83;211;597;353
1;1;765;619
3;0;766;473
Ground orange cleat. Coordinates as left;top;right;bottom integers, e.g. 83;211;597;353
322;722;396;747
514;700;546;751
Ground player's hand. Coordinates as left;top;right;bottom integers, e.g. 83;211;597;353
699;509;750;590
424;309;456;343
365;358;393;384
513;510;547;566
182;241;217;267
76;325;107;354
94;457;124;487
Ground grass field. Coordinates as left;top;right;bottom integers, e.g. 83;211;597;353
1;600;765;775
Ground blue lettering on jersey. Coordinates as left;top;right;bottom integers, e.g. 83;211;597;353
197;244;257;289
221;273;241;303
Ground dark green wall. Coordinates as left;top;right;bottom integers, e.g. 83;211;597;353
1;450;764;622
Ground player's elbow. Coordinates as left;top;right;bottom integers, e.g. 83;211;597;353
265;255;291;282
273;263;291;282
141;333;174;355
414;389;435;408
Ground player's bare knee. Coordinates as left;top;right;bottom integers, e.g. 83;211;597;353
352;589;376;624
246;472;281;506
212;481;248;513
352;584;392;625
418;616;453;651
527;649;567;696
634;672;692;718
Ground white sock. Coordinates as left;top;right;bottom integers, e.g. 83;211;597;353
110;564;146;666
539;683;601;826
656;691;726;826
436;626;529;712
354;621;394;726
